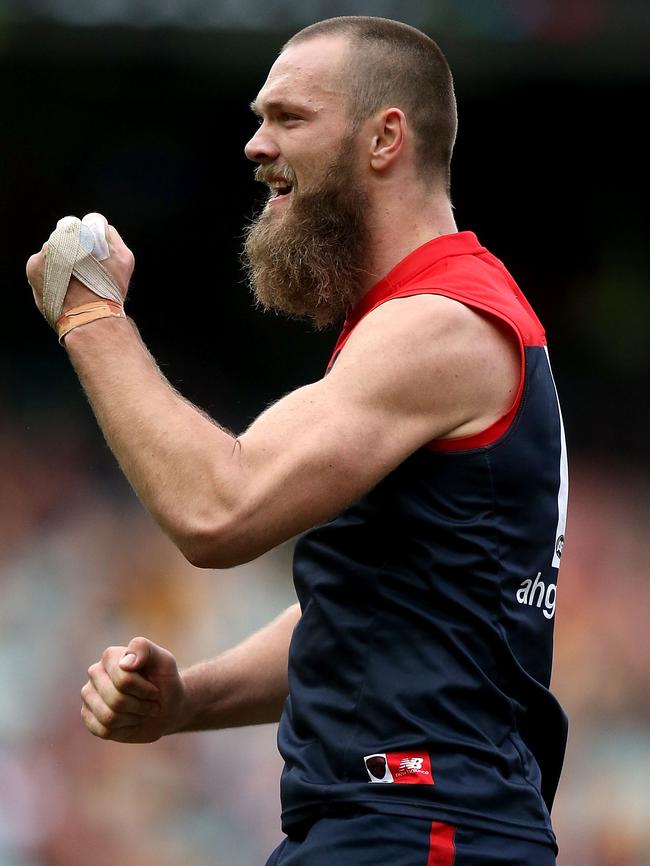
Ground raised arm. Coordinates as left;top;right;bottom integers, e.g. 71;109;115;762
81;604;300;743
27;221;519;569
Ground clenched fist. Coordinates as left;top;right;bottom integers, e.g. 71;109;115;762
81;637;186;744
26;215;135;319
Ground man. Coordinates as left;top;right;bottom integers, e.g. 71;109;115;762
26;16;568;866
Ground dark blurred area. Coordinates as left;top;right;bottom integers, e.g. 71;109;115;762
3;1;649;453
1;2;649;865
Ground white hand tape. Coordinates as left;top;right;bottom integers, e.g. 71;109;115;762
79;212;110;261
43;213;122;327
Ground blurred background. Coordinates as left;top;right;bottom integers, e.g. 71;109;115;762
1;1;649;864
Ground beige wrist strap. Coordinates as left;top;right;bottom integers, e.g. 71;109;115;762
43;214;124;330
56;300;126;343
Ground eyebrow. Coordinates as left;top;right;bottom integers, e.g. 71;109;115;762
249;98;310;117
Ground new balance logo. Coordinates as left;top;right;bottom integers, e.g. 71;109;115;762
399;757;424;772
364;752;434;785
516;572;557;620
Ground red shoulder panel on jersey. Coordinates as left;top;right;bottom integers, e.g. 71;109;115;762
327;232;547;452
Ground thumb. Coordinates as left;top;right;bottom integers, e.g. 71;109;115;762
119;636;155;671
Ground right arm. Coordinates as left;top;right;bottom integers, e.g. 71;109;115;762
81;604;300;743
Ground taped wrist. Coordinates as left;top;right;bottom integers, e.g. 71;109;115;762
56;300;126;343
43;214;124;331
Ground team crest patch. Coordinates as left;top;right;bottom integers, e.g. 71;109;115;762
364;752;434;784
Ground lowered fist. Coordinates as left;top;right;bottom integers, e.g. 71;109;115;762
81;637;185;744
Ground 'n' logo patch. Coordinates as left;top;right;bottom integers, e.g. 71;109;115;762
364;752;434;784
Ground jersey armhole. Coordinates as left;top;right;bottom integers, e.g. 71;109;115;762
380;288;528;453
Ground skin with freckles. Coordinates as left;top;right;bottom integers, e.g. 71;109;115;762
25;30;520;745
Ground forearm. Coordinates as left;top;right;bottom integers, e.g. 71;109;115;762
170;603;299;732
64;316;241;562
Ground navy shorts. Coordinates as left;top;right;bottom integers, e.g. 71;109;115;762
265;811;557;866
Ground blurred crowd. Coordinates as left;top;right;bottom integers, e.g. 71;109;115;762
0;409;649;866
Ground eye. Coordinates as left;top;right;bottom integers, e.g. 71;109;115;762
280;113;302;123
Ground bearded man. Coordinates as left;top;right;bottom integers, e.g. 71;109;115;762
26;16;568;866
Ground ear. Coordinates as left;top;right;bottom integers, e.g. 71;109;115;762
369;108;406;172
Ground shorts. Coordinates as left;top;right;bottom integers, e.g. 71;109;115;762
265;811;557;866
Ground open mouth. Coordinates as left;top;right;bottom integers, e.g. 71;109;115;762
255;164;296;207
269;182;293;203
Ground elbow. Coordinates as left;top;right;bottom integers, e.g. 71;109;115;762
183;543;246;571
177;511;263;570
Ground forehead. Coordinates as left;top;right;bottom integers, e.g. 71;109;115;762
254;35;350;113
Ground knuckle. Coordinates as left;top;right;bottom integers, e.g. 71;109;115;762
101;645;118;662
87;662;102;679
112;669;130;691
99;706;117;726
81;709;102;737
109;691;128;711
80;707;109;740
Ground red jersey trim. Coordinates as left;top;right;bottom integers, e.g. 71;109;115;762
328;232;547;452
427;821;456;866
371;287;528;452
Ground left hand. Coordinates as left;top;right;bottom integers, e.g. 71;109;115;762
81;637;185;744
26;216;136;318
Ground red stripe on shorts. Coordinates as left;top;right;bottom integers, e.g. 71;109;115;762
427;821;456;866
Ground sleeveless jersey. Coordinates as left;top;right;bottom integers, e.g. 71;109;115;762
278;231;569;846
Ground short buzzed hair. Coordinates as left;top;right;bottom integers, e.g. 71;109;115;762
285;17;457;191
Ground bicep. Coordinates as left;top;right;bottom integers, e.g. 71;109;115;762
225;295;514;561
238;375;415;536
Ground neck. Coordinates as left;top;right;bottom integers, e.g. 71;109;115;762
359;186;458;294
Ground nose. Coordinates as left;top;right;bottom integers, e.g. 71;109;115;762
244;124;280;164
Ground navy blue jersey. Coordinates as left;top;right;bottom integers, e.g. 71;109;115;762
266;812;557;865
278;232;568;847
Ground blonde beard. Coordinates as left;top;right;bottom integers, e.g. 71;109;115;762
242;144;370;329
